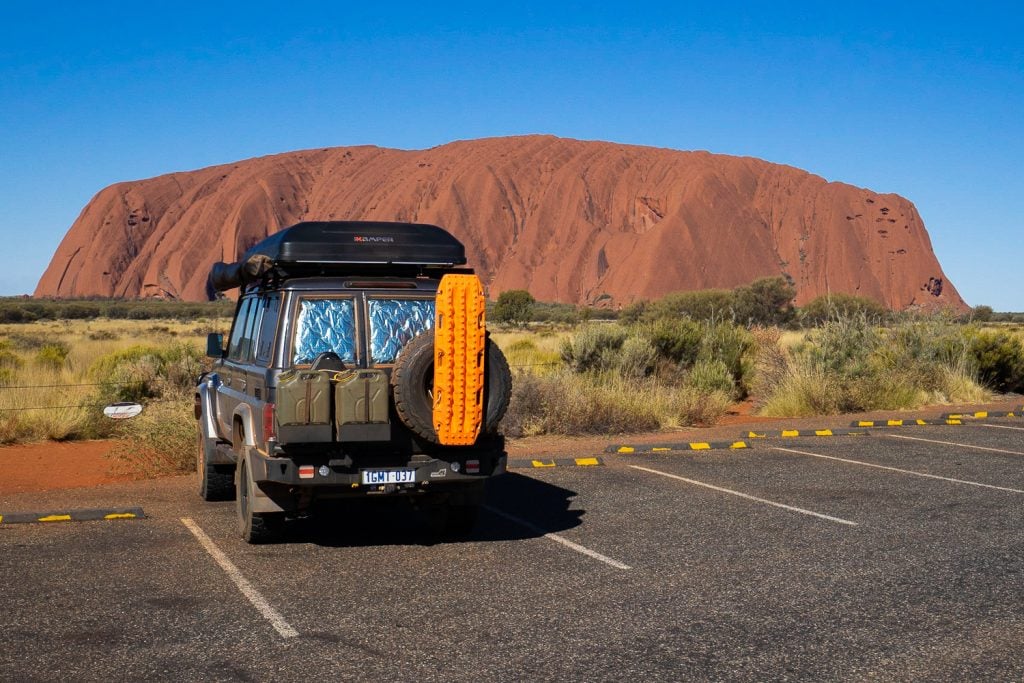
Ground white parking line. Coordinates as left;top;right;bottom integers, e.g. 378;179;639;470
181;518;299;638
772;446;1024;494
483;505;632;570
885;433;1024;456
629;465;858;526
976;423;1024;432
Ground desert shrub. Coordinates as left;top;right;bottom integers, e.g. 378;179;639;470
530;301;580;324
35;343;71;370
0;297;234;323
501;371;549;437
0;342;23;370
799;293;889;327
619;301;649;325
59;303;101;319
0;307;38;323
686;358;736;396
88;329;119;341
89;344;203;403
646;318;703;366
673;387;734;426
969;305;994;323
732;276;797;327
758;315;990;416
108;399;195;475
698;322;755;393
649;289;735;322
968;329;1024;392
500;369;730;436
560;324;628;372
5;332;49;350
616;336;658;379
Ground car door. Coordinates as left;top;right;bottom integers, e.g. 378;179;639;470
244;293;280;444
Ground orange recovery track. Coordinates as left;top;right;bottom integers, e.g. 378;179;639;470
432;274;486;445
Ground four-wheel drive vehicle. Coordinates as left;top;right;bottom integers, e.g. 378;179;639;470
195;221;512;543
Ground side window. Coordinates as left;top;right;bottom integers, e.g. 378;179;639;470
239;297;265;363
255;294;280;365
227;298;253;361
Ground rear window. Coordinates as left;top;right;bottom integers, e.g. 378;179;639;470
368;298;434;364
293;298;357;365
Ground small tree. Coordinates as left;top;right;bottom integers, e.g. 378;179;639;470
733;276;797;327
971;305;994;323
493;289;536;326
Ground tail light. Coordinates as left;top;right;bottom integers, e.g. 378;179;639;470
263;402;276;444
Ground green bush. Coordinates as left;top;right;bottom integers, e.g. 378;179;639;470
0;297;235;323
0;342;23;370
35;343;70;370
109;400;196;475
649;289;735;322
646;318;703;366
560;324;628;372
619;301;649;324
698;322;755;393
89;344;203;403
686;358;736;396
616;336;657;379
970;305;994;323
492;290;536;326
799;293;889;327
968;329;1024;392
759;315;989;416
500;369;729;436
732;276;797;327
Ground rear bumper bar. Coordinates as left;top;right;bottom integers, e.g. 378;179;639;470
248;451;507;488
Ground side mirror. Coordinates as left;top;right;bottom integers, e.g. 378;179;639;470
206;332;225;359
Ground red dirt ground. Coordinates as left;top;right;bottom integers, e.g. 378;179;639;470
0;440;142;495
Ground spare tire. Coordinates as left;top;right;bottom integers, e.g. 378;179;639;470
392;330;512;444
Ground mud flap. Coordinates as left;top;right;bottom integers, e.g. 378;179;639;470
432;274;486;445
239;448;294;513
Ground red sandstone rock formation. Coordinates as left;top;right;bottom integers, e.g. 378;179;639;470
35;135;965;310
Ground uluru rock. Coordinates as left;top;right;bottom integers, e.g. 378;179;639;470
35;135;966;310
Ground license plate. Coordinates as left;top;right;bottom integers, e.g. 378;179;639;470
361;469;416;485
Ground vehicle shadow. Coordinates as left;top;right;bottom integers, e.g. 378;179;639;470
290;472;583;548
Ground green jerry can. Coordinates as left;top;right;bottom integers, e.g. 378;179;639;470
334;369;391;441
275;370;333;443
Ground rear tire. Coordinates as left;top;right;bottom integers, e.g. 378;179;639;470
236;456;284;544
197;430;234;501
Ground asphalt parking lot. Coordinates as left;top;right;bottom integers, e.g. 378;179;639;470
3;417;1024;681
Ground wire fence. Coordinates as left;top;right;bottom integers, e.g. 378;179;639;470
0;377;183;412
0;398;182;412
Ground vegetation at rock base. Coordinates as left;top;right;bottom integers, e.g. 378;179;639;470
1;285;1022;474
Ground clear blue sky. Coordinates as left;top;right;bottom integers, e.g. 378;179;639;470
1;2;1021;309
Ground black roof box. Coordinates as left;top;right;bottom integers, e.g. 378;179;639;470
208;221;467;293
